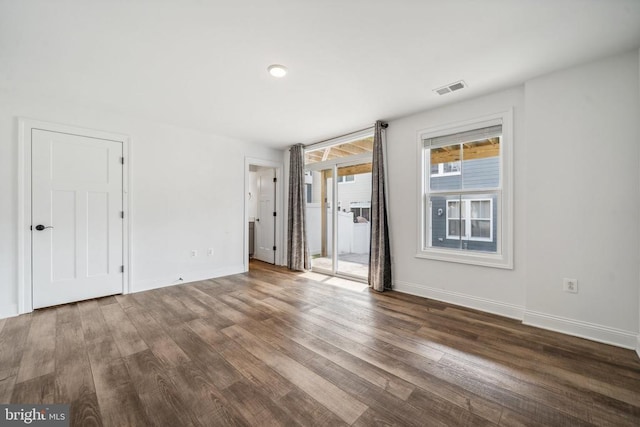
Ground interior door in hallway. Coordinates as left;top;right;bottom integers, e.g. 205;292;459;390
254;167;276;264
31;129;124;309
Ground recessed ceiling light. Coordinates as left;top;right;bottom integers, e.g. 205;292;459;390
268;64;288;78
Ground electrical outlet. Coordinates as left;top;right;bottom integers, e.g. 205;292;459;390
208;248;214;256
563;278;578;293
191;250;198;257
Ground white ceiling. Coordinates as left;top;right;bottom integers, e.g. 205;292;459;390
1;0;640;148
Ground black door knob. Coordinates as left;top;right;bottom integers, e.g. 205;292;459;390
35;225;53;231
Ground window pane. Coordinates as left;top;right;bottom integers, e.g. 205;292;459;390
480;200;490;218
443;161;461;174
430;144;462;191
462;137;500;189
447;201;459;218
441;193;497;252
470;201;480;218
471;220;490;238
305;184;312;203
448;220;461;236
423;121;506;261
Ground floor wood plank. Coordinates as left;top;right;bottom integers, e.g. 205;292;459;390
217;338;294;399
221;379;297;426
16;308;57;383
1;260;639;426
54;304;102;427
221;324;369;424
275;388;348;427
169;361;250;426
100;302;148;357
0;313;32;394
259;316;416;401
85;338;151;427
11;372;56;404
125;307;190;368
123;349;199;426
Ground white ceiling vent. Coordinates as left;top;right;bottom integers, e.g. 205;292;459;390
434;80;467;95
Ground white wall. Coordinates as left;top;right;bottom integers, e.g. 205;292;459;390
523;50;640;346
386;50;640;348
387;86;527;319
0;90;283;318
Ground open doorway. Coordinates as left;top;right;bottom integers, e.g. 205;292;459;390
245;158;282;271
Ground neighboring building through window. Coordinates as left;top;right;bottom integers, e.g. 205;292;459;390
350;202;370;222
446;198;492;241
305;184;312;203
337;175;355;183
431;161;461;177
304;171;313;203
417;111;513;269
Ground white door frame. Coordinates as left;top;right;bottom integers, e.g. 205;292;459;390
17;118;131;314
244;157;283;270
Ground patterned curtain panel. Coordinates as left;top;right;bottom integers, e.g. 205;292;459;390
369;121;392;291
287;144;311;271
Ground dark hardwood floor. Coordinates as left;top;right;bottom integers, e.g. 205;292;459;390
1;260;639;426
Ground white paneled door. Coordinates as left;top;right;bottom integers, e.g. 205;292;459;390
31;129;124;309
254;167;276;264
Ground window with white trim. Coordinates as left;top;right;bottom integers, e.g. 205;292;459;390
349;203;371;222
446;198;492;241
417;111;513;269
431;161;461;177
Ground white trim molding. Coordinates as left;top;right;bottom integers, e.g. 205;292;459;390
393;280;524;320
244;157;284;270
416;110;514;269
18;118;131;314
523;310;638;350
394;279;638;351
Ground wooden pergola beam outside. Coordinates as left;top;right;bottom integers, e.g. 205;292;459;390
431;139;500;164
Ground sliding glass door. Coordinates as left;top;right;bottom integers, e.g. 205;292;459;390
304;133;374;281
336;163;372;279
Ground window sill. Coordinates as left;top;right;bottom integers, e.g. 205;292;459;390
415;248;513;269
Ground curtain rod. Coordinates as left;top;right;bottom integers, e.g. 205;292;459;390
304;122;388;149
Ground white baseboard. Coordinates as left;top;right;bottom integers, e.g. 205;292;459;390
393;280;638;352
0;303;18;320
393;280;524;320
523;310;637;350
131;264;245;294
